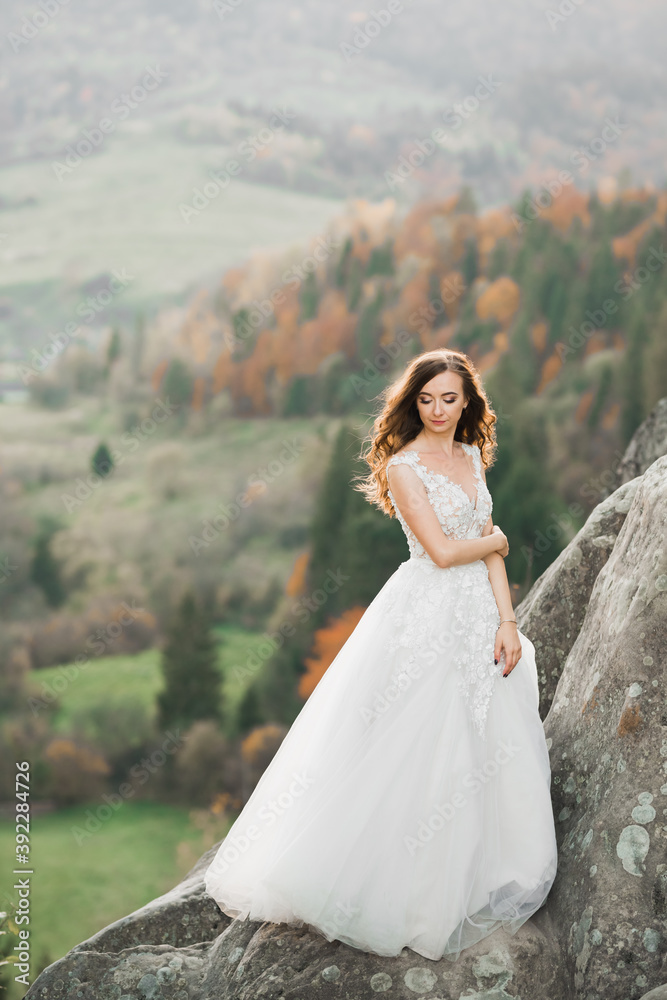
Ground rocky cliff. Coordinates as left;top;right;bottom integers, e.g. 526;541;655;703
24;404;667;1000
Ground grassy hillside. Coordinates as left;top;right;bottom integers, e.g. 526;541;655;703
0;130;343;355
33;625;268;742
0;801;229;999
0;397;337;637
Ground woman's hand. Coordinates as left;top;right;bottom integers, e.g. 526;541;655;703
495;621;522;677
491;525;509;558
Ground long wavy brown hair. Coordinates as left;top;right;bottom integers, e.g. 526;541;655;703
353;349;498;515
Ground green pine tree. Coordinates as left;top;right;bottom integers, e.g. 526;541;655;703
92;442;114;478
335;236;353;289
30;533;66;608
156;591;223;732
163;358;194;408
462;238;479;286
237;684;264;734
300;271;319;320
107;328;122;368
366;240;394;277
132;312;146;372
347;257;364;312
620;310;649;445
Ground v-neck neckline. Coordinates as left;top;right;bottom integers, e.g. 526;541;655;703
403;443;480;511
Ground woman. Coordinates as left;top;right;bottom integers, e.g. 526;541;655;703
204;348;558;962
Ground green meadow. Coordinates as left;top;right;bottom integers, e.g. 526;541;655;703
0;127;344;348
0;800;231;998
32;625;269;739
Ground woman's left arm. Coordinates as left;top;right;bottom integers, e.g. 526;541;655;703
478;468;522;677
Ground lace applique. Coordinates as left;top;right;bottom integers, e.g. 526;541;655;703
384;442;500;738
386;443;493;560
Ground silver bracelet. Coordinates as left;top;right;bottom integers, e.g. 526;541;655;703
498;618;517;626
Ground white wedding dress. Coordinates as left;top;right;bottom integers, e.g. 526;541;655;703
204;441;558;962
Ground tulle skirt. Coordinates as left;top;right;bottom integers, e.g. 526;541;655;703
204;555;558;962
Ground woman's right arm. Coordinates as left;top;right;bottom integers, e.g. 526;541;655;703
387;463;506;569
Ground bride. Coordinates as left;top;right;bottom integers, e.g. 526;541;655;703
204;347;558;962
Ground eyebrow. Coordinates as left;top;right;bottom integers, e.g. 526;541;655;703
418;391;459;397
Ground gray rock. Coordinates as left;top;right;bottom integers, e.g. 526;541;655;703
615;396;667;486
639;987;667;1000
516;475;640;717
28;907;569;999
543;455;667;998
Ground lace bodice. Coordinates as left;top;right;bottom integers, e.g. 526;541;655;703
384;441;501;738
386;442;492;561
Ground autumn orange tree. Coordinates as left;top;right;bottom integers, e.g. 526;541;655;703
298;606;366;699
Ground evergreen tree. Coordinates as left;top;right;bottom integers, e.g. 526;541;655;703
356;289;384;359
457;185;478;214
132;311;146;372
163;358;193;408
335;236;353;289
156;591;223;732
92;442;114;478
487;239;510;280
620;311;648;445
462;238;479;286
30;533;66;608
300;271;319;320
106;328;122;368
584;242;619;315
366;240;394;277
587;365;613;429
283;375;312;416
237;684;264;734
308;423;404;625
347;257;364;311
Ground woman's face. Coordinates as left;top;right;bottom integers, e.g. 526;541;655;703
415;370;466;432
